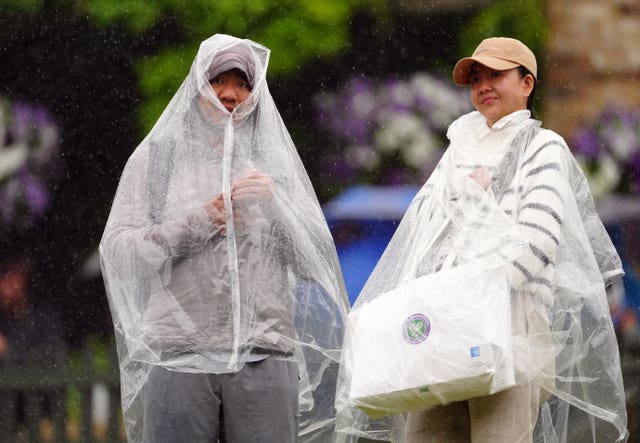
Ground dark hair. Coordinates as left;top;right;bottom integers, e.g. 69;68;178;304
517;66;536;118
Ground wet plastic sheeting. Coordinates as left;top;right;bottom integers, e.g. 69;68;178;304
100;34;349;442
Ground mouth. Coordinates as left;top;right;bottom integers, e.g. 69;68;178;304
480;97;496;105
224;105;235;112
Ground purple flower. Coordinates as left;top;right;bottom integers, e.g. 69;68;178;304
343;118;370;145
348;77;374;95
325;156;356;184
313;72;470;187
389;103;411;114
600;108;619;128
572;105;640;196
383;167;410;186
1;98;60;230
18;170;50;218
631;152;640;193
12;102;54;141
414;95;433;113
573;129;601;160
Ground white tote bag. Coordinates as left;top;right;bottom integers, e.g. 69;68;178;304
347;261;514;419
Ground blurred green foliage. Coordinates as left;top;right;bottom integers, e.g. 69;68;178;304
459;0;548;60
0;0;556;341
0;0;41;7
78;0;386;132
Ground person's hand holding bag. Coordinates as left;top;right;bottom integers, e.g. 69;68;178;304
468;167;491;190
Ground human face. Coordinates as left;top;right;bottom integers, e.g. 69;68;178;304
469;63;534;127
209;68;252;113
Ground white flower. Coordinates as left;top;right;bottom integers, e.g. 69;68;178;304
388;83;413;108
346;144;380;169
606;123;638;160
374;113;438;168
351;91;376;119
410;73;438;97
409;72;472;129
0;143;29;181
375;112;422;153
579;154;620;200
402;133;439;168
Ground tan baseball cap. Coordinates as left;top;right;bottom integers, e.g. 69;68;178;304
452;37;537;86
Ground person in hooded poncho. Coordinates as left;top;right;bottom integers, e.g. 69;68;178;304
100;34;349;443
335;37;627;442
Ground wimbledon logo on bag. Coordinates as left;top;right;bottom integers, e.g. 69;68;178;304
402;313;431;344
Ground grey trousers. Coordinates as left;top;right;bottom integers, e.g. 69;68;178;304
142;358;299;443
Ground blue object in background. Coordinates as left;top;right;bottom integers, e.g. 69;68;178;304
607;222;640;309
324;188;640;311
323;185;419;305
597;196;640;324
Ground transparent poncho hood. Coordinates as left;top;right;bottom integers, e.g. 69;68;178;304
100;34;349;442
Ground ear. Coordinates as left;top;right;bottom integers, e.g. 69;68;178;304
522;74;534;98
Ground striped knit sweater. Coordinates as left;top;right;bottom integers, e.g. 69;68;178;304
446;110;568;306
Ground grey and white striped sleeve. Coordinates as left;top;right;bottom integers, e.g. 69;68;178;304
509;134;569;298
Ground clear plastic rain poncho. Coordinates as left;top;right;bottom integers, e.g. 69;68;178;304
100;34;349;442
335;111;627;442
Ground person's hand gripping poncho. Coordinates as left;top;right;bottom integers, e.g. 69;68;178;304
100;34;349;442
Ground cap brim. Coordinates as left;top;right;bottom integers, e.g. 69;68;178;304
208;61;250;81
452;56;521;86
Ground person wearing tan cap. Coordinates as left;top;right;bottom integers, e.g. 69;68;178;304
452;36;538;125
334;37;627;443
399;36;628;443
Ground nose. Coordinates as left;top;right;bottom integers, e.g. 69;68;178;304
476;76;491;93
217;84;237;103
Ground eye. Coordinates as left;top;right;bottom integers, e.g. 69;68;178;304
470;76;479;84
210;76;223;85
490;71;502;79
